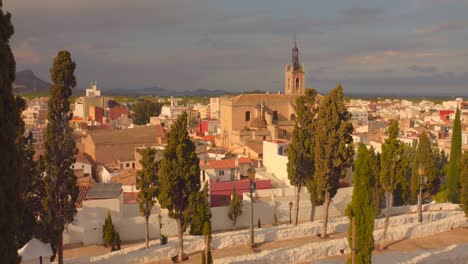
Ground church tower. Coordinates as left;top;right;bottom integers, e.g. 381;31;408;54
285;40;305;95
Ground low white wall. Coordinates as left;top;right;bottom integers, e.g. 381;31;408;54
65;205;466;264
64;187;353;246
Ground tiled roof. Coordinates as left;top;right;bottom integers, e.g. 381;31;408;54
110;169;137;186
204;157;252;170
76;184;93;208
89;125;165;145
86;183;122;199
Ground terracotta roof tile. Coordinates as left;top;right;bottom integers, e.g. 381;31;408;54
76;184;93;208
204;158;252;170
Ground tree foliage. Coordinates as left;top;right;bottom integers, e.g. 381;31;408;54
136;147;158;247
131;99;164;125
410;132;437;203
227;188;243;230
287;89;319;225
347;144;375;264
187;182;211;236
460;152;468;216
379;121;407;247
42;51;79;263
102;211;120;251
0;2;22;261
368;147;383;215
201;183;213;264
314;85;354;238
447;108;462;203
158;111;200;261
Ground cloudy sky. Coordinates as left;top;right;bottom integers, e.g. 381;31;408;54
5;0;468;95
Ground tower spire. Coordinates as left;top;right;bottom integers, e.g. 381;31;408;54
292;35;301;71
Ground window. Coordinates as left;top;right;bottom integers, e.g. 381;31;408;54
218;170;225;176
278;146;283;155
126;163;130;168
245;111;251;121
295;78;300;92
272;111;278;122
282;130;287;138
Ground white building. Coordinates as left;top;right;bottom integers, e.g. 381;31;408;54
85;81;102;97
210;97;220;119
262;140;290;186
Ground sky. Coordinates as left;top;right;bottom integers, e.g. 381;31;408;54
5;0;468;95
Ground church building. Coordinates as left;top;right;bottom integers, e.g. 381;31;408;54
217;42;315;149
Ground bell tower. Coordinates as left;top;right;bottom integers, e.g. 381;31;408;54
285;39;305;95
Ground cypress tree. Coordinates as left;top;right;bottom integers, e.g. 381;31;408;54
42;51;79;263
228;188;243;230
201;182;213;264
410;132;437;203
460;152;468;216
347;144;375;264
379;121;406;249
447;108;462;203
136;147;158;248
158;112;200;262
102;211;115;249
287;88;318;225
368;147;383;215
314;85;354;239
186;181;211;236
0;2;22;261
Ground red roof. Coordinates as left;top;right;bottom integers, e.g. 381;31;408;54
210;178;272;207
203;158;252;170
439;110;454;115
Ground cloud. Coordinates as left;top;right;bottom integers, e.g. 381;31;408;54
342;7;384;18
13;37;42;64
408;65;438;73
412;22;464;34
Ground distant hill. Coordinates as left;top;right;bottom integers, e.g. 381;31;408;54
13;70;84;96
13;70;51;93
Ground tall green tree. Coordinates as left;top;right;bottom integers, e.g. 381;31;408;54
368;147;383;215
43;51;79;264
314;85;354;239
347;144;375;264
158;112;200;261
200;183;213;264
460;152;468;216
447;108;462;203
228;188;243;230
410;132;437;203
287;89;318;225
186;182;211;236
379;121;406;248
131;99;164;125
0;2;23;261
136;147;158;248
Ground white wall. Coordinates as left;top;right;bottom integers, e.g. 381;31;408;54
72;162;92;176
263;141;290;186
63;187;353;246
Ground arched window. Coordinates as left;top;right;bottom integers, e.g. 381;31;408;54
295;78;300;92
